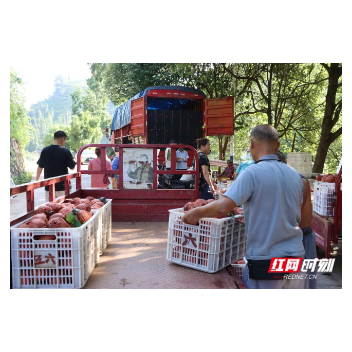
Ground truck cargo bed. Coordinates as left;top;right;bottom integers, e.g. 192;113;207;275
84;222;244;289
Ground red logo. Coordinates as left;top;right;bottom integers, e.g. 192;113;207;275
268;258;302;273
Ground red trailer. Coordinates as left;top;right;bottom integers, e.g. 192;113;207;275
10;144;246;289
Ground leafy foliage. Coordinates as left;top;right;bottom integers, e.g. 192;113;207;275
10;68;32;149
42;124;72;150
90;63;185;106
12;171;33;185
68;112;102;152
89;63;342;173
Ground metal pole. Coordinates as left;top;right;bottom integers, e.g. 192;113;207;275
230;136;234;162
231;64;237;162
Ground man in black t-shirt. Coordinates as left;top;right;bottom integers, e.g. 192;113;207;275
36;131;76;201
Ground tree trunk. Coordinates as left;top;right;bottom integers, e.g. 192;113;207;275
218;136;223;173
291;133;297;152
217;135;230;173
10;138;26;178
313;64;342;173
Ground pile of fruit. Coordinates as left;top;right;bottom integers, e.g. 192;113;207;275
19;197;107;229
183;199;245;223
316;174;336;183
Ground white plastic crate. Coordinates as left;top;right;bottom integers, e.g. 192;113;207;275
226;180;234;188
214;191;223;200
217;180;228;190
11;211;100;289
92;200;112;255
313;181;335;216
231;258;247;278
166;208;244;273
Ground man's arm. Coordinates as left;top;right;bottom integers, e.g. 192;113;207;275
182;196;236;225
202;165;215;193
66;150;76;170
301;178;310;210
36;167;43;181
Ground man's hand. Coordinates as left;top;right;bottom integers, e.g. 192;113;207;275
181;208;200;225
209;184;215;194
181;196;237;225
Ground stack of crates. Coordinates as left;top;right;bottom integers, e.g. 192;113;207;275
11;199;112;289
166;208;246;273
11;211;100;289
92;200;112;255
313;181;335;216
287;152;312;179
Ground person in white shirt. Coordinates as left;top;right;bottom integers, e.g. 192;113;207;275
174;142;189;180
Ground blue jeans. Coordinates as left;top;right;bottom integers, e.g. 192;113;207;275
199;184;214;200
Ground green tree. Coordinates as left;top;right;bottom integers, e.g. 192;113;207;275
27;129;40;152
43;124;72;150
71;76;111;130
69;111;102;152
89;63;342;171
10;68;31;149
90;63;184;106
44;103;49;116
313;63;342;173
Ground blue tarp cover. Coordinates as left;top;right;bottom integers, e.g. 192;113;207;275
111;86;206;131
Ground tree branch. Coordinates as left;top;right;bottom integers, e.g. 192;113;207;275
332;100;342;125
234;109;266;119
249;90;264;112
329;127;342;144
292;128;318;146
253;78;268;103
328;147;341;164
320;63;330;72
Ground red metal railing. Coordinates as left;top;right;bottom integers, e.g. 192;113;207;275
10;173;79;227
10;144;200;225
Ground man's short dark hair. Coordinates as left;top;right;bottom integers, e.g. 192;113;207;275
170;140;177;144
54;131;67;139
250;124;278;143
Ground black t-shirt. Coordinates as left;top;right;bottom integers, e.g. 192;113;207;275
37;145;76;191
197;151;211;189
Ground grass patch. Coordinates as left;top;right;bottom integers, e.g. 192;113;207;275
12;171;33;185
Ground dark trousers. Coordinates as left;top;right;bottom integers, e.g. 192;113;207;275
199;184;214;200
